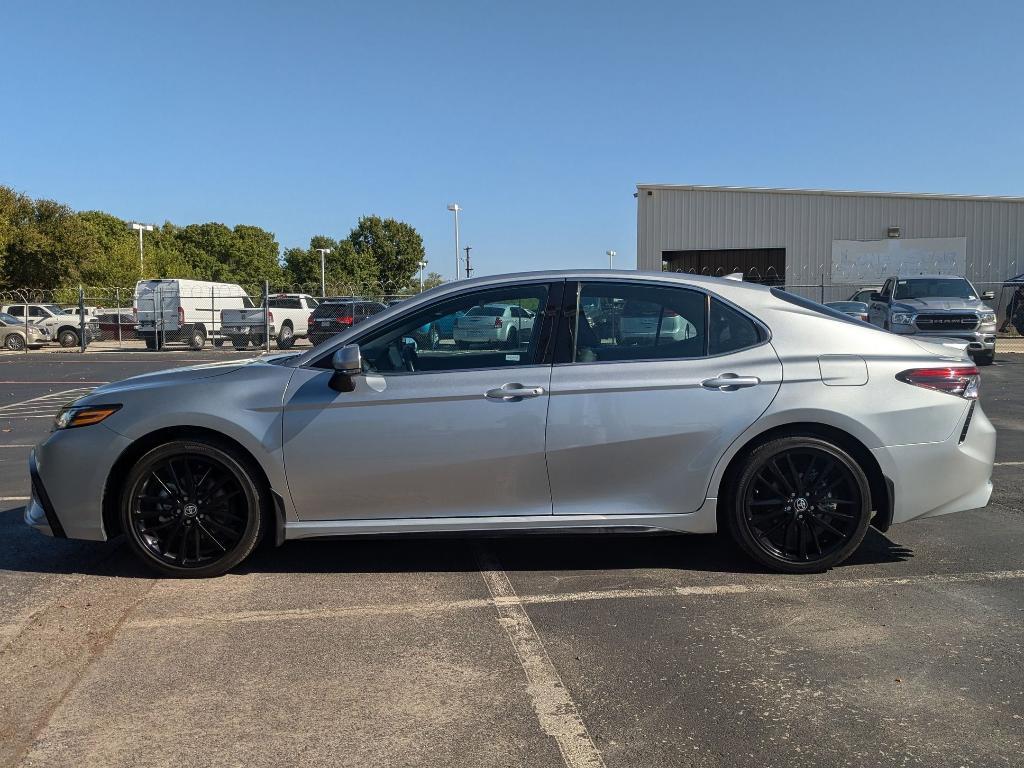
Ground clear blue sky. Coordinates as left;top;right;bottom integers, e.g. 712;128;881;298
3;1;1022;279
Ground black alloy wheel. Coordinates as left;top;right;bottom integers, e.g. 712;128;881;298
121;440;265;577
727;436;871;573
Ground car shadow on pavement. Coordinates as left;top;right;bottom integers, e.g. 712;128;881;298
1;503;913;578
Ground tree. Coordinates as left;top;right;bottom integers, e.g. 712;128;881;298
348;215;424;291
422;271;445;290
282;235;379;295
76;211;140;287
231;225;282;287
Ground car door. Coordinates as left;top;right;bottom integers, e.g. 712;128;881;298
545;280;782;517
868;278;893;327
282;281;562;521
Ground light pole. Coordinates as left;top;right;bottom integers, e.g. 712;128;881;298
606;249;616;270
315;248;332;297
447;203;461;280
418;260;428;291
130;222;154;274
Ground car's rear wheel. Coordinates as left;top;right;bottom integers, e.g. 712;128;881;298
58;328;80;347
276;323;295;349
120;440;265;577
188;327;206;350
726;436;871;573
230;336;249;349
5;333;25;351
973;350;994;366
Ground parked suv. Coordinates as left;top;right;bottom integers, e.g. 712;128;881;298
0;303;100;347
307;299;386;346
867;275;997;365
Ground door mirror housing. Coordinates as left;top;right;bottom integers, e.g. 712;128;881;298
869;292;884;303
981;290;996;301
331;344;363;375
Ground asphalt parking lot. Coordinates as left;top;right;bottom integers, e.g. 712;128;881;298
1;349;1022;768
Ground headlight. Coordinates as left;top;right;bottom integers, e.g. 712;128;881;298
891;312;914;325
54;404;121;430
979;312;996;324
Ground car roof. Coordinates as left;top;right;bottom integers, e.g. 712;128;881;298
889;274;970;280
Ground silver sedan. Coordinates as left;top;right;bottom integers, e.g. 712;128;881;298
25;271;995;577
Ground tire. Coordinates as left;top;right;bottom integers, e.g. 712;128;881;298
455;340;470;350
144;334;163;351
5;333;26;351
230;336;249;349
276;323;295;350
119;439;266;578
188;327;206;351
504;327;519;349
973;351;995;366
58;328;80;348
213;338;225;348
725;436;872;574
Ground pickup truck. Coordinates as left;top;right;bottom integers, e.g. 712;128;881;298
220;294;319;350
867;275;997;365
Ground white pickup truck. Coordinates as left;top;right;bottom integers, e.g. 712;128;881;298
220;294;319;349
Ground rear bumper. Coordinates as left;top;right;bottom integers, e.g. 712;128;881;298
873;402;995;525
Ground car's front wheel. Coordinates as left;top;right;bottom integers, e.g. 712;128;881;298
726;436;872;573
973;350;995;366
120;440;266;577
5;333;25;351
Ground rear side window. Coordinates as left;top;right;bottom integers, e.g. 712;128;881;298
709;298;764;355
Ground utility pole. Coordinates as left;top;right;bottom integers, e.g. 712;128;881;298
464;246;473;278
447;203;461;279
130;222;155;274
315;248;332;297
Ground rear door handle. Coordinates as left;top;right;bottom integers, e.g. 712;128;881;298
701;374;761;391
485;383;546;401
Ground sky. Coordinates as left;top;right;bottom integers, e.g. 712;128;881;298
2;0;1022;280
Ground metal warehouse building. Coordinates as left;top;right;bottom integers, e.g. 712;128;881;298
635;184;1024;303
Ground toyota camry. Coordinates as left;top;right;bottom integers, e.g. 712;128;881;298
25;271;995;577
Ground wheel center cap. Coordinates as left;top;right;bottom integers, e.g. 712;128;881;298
794;497;809;513
183;503;199;518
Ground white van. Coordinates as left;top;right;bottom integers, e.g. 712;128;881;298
134;279;254;350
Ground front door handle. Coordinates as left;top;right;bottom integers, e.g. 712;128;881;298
485;383;546;401
701;373;761;391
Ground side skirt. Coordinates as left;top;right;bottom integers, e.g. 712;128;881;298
283;498;719;541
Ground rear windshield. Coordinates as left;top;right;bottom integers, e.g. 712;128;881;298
771;288;880;328
465;306;505;317
312;302;355;319
622;300;661;317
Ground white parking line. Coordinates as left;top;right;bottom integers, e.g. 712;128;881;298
475;546;606;768
994;461;1024;466
0;445;34;448
0;387;95;419
0;497;29;502
125;568;1024;632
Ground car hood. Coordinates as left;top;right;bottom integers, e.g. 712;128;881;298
893;298;992;312
84;357;268;399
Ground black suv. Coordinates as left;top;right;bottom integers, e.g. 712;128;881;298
307;298;386;346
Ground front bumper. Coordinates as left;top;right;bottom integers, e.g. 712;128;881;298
892;326;996;353
873;401;996;525
25;450;64;537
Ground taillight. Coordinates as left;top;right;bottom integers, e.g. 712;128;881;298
336;316;353;325
663;309;679;317
493;317;503;328
896;366;980;399
132;307;137;319
858;314;869;322
177;306;184;325
267;311;274;322
307;313;314;326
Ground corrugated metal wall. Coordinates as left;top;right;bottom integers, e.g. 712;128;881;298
636;186;1024;288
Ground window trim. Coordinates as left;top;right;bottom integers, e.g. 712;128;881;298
303;280;565;375
554;278;771;367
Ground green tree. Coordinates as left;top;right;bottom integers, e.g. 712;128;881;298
347;215;424;291
282;235;379;294
231;224;282;287
422;271;445;290
76;211;139;287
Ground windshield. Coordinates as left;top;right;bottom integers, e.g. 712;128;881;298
0;312;19;324
894;278;976;300
42;305;62;314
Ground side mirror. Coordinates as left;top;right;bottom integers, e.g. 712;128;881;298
869;292;884;303
331;344;362;375
982;290;996;301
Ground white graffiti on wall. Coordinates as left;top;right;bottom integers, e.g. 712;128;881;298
831;237;967;283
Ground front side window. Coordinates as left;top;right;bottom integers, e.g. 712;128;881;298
568;282;706;363
6;306;24;317
355;284;551;374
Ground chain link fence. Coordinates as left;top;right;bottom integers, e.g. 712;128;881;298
3;274;1023;353
0;283;429;353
